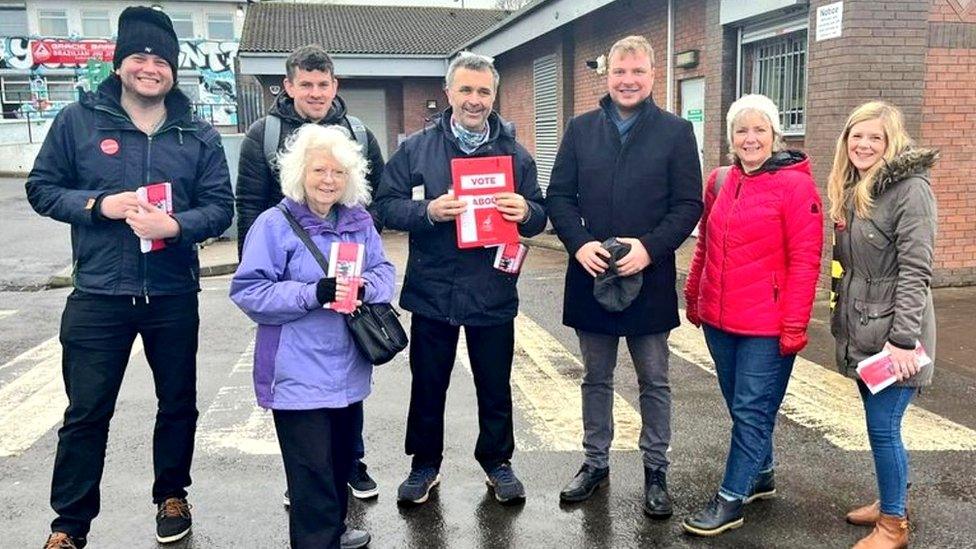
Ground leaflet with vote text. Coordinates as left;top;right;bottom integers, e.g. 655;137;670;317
451;155;519;249
856;342;932;394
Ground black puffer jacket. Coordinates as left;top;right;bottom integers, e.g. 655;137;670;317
235;93;385;257
374;109;547;326
25;76;233;297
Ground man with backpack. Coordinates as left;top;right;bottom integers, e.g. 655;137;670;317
235;44;385;258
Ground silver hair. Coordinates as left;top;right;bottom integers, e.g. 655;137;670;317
445;51;499;91
726;93;786;158
277;125;371;208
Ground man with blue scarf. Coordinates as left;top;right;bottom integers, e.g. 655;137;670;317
374;52;546;507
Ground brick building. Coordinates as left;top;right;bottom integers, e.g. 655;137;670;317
236;2;508;160
464;0;976;286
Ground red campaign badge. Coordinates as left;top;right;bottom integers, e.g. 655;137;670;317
100;138;120;155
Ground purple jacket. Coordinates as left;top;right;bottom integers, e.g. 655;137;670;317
230;198;395;410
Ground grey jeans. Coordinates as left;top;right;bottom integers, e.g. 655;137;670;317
576;329;672;471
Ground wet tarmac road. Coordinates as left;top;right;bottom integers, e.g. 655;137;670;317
2;230;976;548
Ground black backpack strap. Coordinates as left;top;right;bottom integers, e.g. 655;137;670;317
345;114;368;145
264;115;282;172
276;204;329;275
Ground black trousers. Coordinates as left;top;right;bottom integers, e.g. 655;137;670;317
51;291;199;538
405;314;515;473
274;403;358;549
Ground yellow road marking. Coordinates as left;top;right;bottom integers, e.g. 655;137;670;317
511;313;641;452
669;311;976;451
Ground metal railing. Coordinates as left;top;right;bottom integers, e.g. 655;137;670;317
0;102;238;143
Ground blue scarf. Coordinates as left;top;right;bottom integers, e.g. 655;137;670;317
451;116;490;154
607;105;639;144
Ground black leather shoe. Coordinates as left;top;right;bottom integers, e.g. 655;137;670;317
682;494;744;537
642;467;673;518
559;463;609;503
744;469;776;504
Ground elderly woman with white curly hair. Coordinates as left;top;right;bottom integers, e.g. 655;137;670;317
681;94;824;536
230;124;395;549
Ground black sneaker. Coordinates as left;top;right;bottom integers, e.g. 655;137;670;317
744;469;776;504
485;463;526;505
340;528;371;549
559;463;609;503
682;494;744;537
396;467;440;505
43;532;87;549
156;497;192;544
348;461;380;499
643;467;673;518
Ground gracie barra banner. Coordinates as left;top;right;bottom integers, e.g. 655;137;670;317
30;39;115;65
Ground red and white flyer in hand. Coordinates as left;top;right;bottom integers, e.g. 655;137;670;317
326;242;365;313
492;242;528;274
451;155;519;249
136;182;173;253
856;343;933;394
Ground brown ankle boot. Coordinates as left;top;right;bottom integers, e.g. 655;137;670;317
852;513;909;549
846;500;881;526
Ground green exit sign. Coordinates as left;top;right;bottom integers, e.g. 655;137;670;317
685;108;703;122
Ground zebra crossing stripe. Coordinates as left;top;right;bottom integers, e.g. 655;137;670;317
668;310;976;452
0;336;144;457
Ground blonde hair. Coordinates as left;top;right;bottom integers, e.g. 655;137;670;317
278;124;371;208
826;101;913;223
725;94;785;163
608;35;655;66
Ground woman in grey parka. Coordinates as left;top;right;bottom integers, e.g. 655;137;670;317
827;101;938;549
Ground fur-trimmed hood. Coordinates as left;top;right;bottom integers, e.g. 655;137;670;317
874;147;940;195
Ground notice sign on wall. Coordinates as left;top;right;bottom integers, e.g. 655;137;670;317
816;1;844;42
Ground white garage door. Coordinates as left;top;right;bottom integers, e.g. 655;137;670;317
340;88;389;160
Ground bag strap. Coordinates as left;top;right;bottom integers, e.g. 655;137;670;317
276;204;329;276
264;115;282;172
345;114;368;145
713;165;731;196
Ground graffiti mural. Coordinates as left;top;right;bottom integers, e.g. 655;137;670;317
1;37;239;124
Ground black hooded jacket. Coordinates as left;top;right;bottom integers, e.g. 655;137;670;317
374;108;547;326
25;76;234;296
235;93;385;257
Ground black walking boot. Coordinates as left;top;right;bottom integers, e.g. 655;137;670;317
642;467;673;518
682;494;744;536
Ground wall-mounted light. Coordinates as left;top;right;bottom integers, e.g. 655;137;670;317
425;99;438;110
150;3;163;10
585;54;607;75
236;4;245;18
675;49;699;69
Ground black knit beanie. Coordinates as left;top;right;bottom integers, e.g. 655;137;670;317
114;7;180;78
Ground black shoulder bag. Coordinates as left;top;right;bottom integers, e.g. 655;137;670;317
275;204;408;365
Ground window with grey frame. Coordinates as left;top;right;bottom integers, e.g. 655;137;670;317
749;30;806;134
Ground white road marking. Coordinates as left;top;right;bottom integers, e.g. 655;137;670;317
668;311;976;451
0;336;144;457
196;339;279;455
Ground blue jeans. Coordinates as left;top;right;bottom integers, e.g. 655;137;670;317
703;325;795;499
858;380;916;517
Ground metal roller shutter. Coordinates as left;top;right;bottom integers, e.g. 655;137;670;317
533;55;558;195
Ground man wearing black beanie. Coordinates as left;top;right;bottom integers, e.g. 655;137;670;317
27;6;233;549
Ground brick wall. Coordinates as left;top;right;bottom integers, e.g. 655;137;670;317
495;31;565;155
402;78;445;137
924;0;976;285
702;0;737;173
